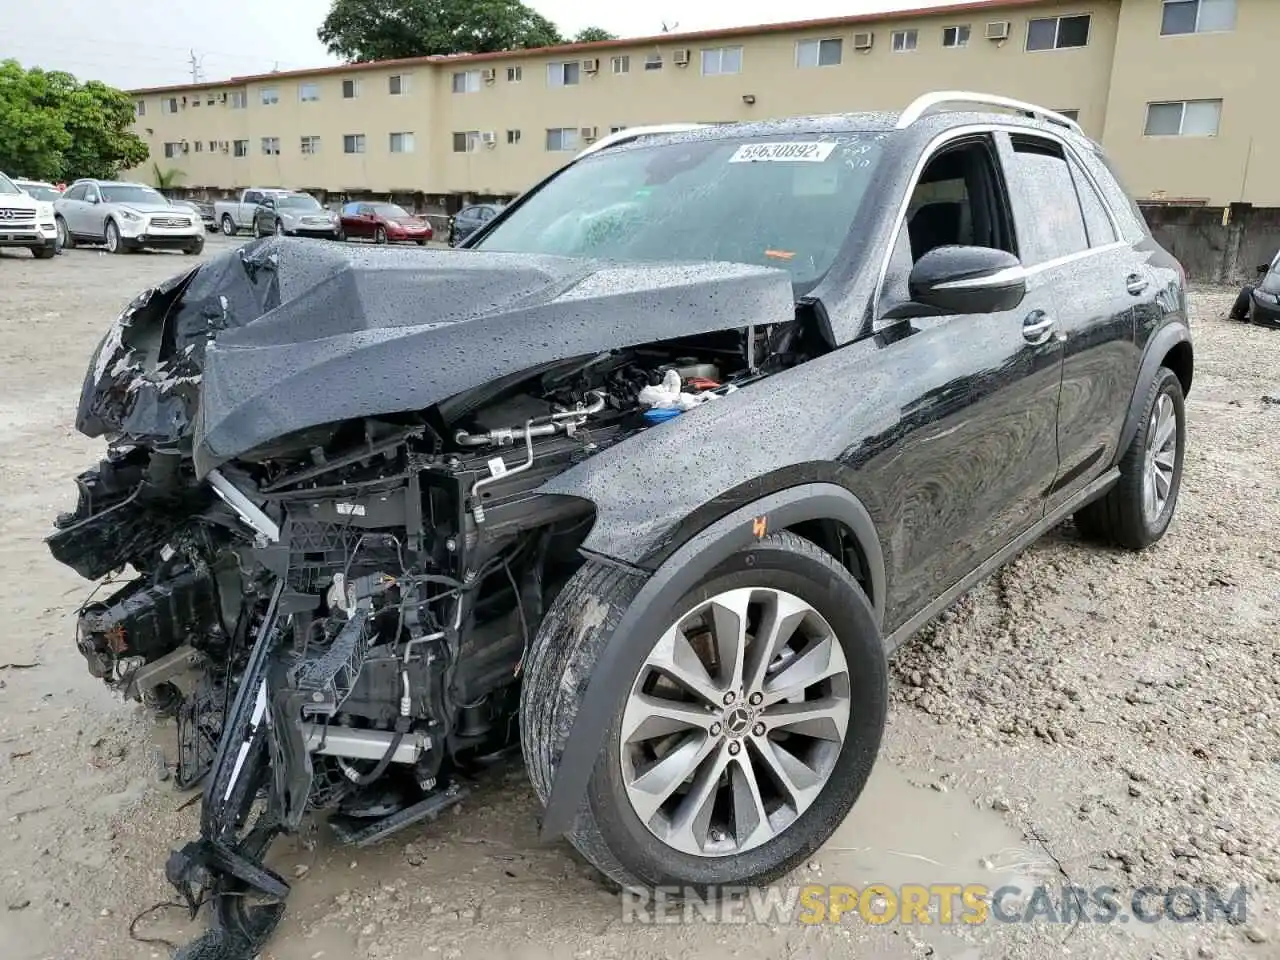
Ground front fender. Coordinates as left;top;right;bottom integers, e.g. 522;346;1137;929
538;481;882;840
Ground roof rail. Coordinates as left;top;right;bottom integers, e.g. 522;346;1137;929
896;91;1084;135
573;123;708;160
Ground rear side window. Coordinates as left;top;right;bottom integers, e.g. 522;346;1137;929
1067;153;1117;247
1076;146;1148;241
1004;136;1088;264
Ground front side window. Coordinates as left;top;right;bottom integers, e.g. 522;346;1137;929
942;25;971;47
343;134;366;154
545;127;579;151
260;86;279;106
1004;136;1089;264
1161;0;1236;35
796;38;843;68
892;30;918;52
1026;15;1091;50
1144;99;1222;136
701;46;743;76
476;132;886;294
547;61;581;87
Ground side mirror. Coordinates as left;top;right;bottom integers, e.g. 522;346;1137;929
908;245;1027;315
88;195;100;204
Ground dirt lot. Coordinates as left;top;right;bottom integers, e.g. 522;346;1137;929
0;238;1277;960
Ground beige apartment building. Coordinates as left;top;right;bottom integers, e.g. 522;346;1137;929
125;0;1275;209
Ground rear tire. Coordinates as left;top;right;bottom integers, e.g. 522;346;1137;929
374;226;387;245
1074;366;1185;550
521;531;887;891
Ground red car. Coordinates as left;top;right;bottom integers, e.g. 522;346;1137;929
338;201;433;244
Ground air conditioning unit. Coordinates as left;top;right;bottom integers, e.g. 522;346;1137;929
853;32;874;50
985;20;1011;40
673;48;691;66
582;58;599;73
482;68;496;83
180;95;188;106
480;130;497;146
580;126;598;141
181;141;190;153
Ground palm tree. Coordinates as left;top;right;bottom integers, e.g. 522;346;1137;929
153;163;186;196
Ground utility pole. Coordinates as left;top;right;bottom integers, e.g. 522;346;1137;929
188;49;205;84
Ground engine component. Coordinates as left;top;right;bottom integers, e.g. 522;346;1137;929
302;724;429;763
453;390;607;447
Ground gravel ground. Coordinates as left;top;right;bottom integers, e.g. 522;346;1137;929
0;238;1276;960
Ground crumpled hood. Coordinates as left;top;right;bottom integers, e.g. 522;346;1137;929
75;237;795;477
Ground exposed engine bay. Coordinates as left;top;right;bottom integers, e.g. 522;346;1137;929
46;239;810;958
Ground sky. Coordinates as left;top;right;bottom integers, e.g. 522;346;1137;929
1;0;987;90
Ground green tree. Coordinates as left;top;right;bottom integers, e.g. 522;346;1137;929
0;60;147;181
318;0;564;61
153;162;186;191
572;27;617;43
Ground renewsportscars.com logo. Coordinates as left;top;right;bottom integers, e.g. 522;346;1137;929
621;883;1250;926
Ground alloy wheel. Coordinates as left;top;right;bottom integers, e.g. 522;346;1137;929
618;587;851;858
105;222;119;253
1142;393;1177;524
56;218;67;248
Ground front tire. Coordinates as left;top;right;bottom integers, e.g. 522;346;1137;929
374;226;387;245
221;215;237;237
56;216;73;250
30;244;56;259
521;531;887;891
1075;366;1185;550
105;220;127;254
184;234;204;256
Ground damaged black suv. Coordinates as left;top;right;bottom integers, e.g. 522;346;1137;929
48;92;1192;958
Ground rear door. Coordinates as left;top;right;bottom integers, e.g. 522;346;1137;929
83;183;107;239
996;132;1144;510
60;183;88;234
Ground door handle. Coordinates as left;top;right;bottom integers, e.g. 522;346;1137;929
1126;273;1149;295
1022;310;1056;344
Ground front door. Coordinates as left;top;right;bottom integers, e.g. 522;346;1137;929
868;133;1064;628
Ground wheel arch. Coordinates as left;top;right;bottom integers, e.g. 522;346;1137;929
1116;321;1192;460
538;479;886;840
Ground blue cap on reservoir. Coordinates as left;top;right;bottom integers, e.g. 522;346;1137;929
643;407;682;423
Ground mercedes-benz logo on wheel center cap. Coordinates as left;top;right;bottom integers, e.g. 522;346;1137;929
725;707;752;735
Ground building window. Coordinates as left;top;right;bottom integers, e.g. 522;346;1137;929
545;127;579;151
163;142;180;159
135;99;146;117
452;131;481;153
233;140;249;157
193;140;203;151
191;98;200;108
163;96;178;113
342;78;359;99
610;55;630;75
261;137;280;155
389;132;415;153
942;24;971;47
1026;15;1091;50
796;38;843;67
300;135;321;155
506;129;521;144
260;86;280;106
547;61;581;87
388;74;409;95
452;70;482;93
644;54;663;71
1055;108;1080;121
1144;99;1222;137
230;91;247;109
343;134;366;154
299;82;320;102
1161;0;1235;35
891;29;918;52
206;95;215;106
609;124;627;134
208;140;218;152
507;66;522;82
701;46;743;75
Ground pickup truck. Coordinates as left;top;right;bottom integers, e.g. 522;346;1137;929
213;187;288;236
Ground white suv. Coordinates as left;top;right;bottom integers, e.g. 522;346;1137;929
54;179;205;255
0;171;58;259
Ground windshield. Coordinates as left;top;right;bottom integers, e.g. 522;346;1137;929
100;184;166;205
20;184;61;201
0;172;19;195
370;203;410;218
474;133;886;290
279;194;322;210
